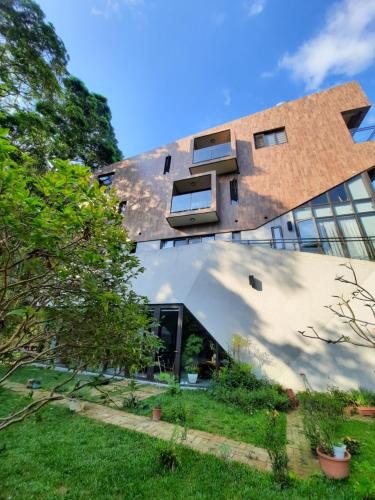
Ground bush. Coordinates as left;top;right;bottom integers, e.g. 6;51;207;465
209;362;289;412
343;436;360;456
264;410;290;487
349;388;375;407
299;391;346;455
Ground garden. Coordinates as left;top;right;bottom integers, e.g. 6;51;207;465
1;362;375;499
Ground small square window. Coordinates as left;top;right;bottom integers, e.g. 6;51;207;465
98;172;115;191
254;128;287;149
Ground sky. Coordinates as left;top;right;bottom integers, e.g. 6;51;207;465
37;0;375;158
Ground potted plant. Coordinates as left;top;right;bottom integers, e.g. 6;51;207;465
351;389;375;417
152;398;162;421
316;426;351;479
182;335;203;385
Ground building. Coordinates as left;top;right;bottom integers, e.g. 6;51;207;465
98;81;375;390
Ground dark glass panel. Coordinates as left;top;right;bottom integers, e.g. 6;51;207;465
329;184;348;203
310;192;329;205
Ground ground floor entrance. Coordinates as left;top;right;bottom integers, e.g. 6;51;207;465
138;304;228;384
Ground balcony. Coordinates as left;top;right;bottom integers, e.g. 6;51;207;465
190;129;238;176
350;125;375;143
166;172;219;228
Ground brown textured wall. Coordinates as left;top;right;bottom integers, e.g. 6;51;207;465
100;81;375;242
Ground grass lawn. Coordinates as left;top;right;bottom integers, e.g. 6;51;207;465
127;389;285;448
0;365;284;448
1;390;373;500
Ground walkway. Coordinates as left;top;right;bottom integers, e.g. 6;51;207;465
286;410;320;478
4;381;323;477
4;381;271;472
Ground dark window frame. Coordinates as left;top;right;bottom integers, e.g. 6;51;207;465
230;178;239;205
254;127;287;149
164;155;171;174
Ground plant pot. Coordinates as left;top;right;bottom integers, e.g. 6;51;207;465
31;381;41;390
69;399;85;412
357;406;375;417
152;408;161;421
333;444;346;459
187;373;198;384
344;406;356;416
317;447;351;479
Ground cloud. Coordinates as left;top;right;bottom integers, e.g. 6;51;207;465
260;70;274;79
221;88;232;106
243;0;266;17
90;0;143;19
279;0;375;90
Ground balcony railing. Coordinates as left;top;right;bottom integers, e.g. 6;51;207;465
193;142;231;164
350;125;375;143
228;236;375;261
171;189;211;213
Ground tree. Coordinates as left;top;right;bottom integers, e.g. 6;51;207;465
0;0;68;109
38;76;122;168
298;262;375;349
0;131;160;431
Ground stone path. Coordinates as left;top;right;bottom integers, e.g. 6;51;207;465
4;381;271;473
286;410;320;478
4;381;324;478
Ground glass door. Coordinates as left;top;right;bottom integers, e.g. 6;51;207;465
315;218;345;257
156;308;179;375
337;216;369;260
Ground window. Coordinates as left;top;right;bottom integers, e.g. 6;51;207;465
254;128;287;149
311;193;329;205
230;178;239;205
118;201;127;215
347;176;369;199
160;235;215;249
232;231;241;241
328;185;348;203
271;226;285;249
368;168;375;191
164;155;171;174
98;172;114;190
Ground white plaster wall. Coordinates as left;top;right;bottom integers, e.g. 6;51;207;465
133;241;375;391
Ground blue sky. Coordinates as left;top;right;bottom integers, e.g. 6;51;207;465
37;0;375;158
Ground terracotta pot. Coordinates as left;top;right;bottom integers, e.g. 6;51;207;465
152;407;161;421
317;447;351;479
357;406;375;417
344;406;356;416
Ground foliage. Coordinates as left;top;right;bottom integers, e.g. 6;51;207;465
209;362;289;412
128;385;287;449
353;461;375;500
0;134;161;430
230;333;248;362
263;410;290;487
0;2;121;170
0;0;68;108
182;334;203;374
158;426;185;472
349;388;375;407
299;262;375;349
343;436;360;456
2;390;375;498
122;379;140;409
299;390;346;455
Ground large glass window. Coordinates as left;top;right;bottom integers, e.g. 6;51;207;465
293;171;375;260
171;189;211;213
254;128;287;149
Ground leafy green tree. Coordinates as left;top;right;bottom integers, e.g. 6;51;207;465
0;0;68;109
0;131;160;430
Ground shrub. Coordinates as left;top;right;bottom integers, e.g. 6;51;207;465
264;410;290;487
349;388;375;407
209;362;289;412
343;436;360;456
299;391;346;455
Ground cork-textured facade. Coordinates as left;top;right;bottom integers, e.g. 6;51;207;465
99;81;375;244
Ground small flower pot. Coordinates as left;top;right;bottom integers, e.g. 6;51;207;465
357;406;375;417
317;447;351;479
187;373;198;384
152;408;161;421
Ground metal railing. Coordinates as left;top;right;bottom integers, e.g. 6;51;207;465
228;236;375;260
350;125;375;143
193;142;232;163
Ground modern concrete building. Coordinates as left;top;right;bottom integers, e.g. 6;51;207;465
98;82;375;390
